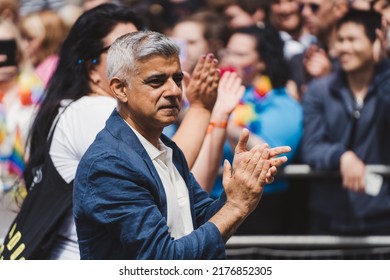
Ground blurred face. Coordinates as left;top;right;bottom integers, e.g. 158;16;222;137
224;5;255;29
222;33;264;86
376;0;390;25
121;55;184;133
171;21;209;73
270;0;301;33
21;16;45;66
335;22;374;73
350;0;372;10
89;22;138;96
299;0;336;36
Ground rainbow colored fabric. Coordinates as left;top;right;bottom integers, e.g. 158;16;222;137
0;70;44;178
231;75;272;132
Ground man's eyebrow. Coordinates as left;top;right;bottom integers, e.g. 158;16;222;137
143;73;167;83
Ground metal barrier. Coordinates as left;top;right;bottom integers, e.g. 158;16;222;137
226;235;390;259
279;164;390;178
225;164;390;259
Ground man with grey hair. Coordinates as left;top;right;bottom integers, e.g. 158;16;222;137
290;0;349;94
73;30;291;259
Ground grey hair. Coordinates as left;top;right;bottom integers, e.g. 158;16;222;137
106;30;180;85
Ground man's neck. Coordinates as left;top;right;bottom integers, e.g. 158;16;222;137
118;110;162;148
346;64;375;101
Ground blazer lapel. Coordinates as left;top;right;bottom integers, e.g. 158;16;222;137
105;109;168;218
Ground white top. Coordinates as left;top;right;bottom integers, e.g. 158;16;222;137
50;95;116;183
128;124;194;240
48;95;116;260
280;31;315;60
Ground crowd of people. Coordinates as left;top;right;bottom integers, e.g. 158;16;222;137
0;0;390;260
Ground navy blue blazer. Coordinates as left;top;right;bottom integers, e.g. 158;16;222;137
74;109;226;259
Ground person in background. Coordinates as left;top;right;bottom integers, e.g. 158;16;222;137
0;0;19;24
372;0;390;55
215;24;303;235
19;10;68;86
170;11;245;193
57;4;84;31
268;0;315;61
290;0;349;95
191;71;245;192
349;0;377;10
223;0;270;29
170;11;231;74
0;17;43;184
166;11;231;138
301;9;390;235
73;30;291;259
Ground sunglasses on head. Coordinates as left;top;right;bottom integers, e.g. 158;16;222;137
299;2;320;14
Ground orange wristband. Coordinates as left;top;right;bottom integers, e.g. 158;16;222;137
210;120;228;128
207;123;214;134
207;120;228;134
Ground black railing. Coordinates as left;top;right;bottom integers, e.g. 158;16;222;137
226;164;390;259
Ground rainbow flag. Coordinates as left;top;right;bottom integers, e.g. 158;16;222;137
8;126;25;177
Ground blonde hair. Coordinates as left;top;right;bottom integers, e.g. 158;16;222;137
20;10;68;66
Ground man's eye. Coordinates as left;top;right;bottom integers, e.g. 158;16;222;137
149;79;165;87
173;77;183;86
173;73;184;86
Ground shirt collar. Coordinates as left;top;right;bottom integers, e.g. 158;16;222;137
124;121;169;161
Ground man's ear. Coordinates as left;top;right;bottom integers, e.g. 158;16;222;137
110;77;128;103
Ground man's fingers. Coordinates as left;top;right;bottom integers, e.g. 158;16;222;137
265;166;277;184
269;156;288;167
191;55;205;79
234;128;250;154
257;159;271;187
222;159;233;191
267;165;277;176
269;146;291;157
191;53;214;79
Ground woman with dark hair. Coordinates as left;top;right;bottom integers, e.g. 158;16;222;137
213;24;303;234
24;4;144;188
16;3;144;260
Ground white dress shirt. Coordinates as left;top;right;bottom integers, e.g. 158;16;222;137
128;124;194;239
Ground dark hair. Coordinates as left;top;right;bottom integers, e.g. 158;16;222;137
224;0;270;23
176;11;231;57
336;9;382;43
237;0;270;19
233;24;289;89
24;3;144;186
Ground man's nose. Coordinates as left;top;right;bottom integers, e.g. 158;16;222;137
166;78;181;95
